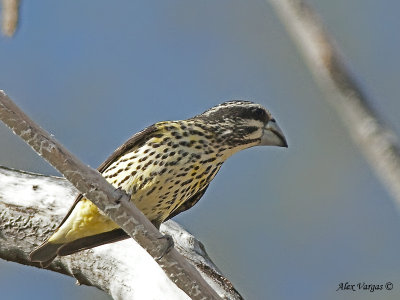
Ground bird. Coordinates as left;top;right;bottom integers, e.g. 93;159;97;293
30;100;287;267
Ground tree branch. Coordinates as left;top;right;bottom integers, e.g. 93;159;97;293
0;166;242;299
0;90;221;299
1;0;20;37
268;0;400;207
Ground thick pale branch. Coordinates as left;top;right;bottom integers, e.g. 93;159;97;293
269;0;400;207
0;90;220;299
0;166;242;299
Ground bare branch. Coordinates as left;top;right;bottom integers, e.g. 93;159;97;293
0;90;221;299
268;0;400;207
0;166;242;299
1;0;19;36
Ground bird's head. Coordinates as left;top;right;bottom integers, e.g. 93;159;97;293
194;101;287;153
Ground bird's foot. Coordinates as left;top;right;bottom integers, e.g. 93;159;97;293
156;234;174;260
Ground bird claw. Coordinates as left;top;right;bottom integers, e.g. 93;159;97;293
156;234;174;260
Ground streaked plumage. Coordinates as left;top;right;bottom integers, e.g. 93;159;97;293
30;101;287;266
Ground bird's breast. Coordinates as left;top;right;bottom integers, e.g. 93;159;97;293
102;128;224;223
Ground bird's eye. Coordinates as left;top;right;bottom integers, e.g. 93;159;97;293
253;108;266;121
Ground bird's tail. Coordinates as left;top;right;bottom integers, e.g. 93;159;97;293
30;242;62;268
30;229;129;268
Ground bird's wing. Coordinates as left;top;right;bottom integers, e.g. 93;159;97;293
51;180;209;262
56;228;128;256
30;125;159;265
165;184;210;221
56;124;158;230
30;228;130;267
97;124;158;173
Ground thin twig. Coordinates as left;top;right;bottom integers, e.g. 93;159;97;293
1;0;20;36
268;0;400;207
0;90;221;299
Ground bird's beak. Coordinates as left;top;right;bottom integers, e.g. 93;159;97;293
260;120;288;147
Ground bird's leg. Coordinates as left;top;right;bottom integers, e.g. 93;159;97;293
156;234;174;260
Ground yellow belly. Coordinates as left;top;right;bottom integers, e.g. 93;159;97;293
49;199;119;243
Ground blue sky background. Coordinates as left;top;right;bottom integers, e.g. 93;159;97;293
1;1;400;299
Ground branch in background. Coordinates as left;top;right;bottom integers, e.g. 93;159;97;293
0;166;242;299
0;90;221;299
1;0;20;36
269;0;400;206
